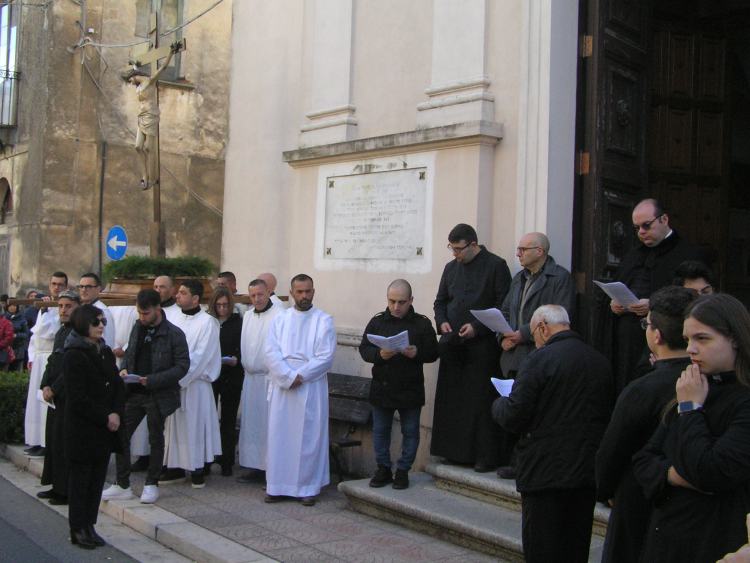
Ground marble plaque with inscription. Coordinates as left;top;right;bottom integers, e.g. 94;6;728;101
324;168;427;260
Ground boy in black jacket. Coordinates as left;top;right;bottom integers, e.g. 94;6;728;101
359;279;439;490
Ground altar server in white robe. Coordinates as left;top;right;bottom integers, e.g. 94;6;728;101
110;304;150;459
163;279;222;488
24;272;67;454
77;272;115;346
237;279;284;482
263;274;336;505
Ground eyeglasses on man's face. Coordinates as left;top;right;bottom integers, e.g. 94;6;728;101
633;214;664;232
517;246;541;254
447;243;472;254
640;318;652;330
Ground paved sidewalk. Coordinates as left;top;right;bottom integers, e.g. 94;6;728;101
3;445;499;563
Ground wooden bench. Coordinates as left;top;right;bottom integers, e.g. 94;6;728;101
328;372;371;483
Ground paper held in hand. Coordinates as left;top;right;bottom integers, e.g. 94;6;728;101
491;377;514;397
122;373;142;384
593;281;639;307
36;389;55;409
470;308;513;334
366;330;410;352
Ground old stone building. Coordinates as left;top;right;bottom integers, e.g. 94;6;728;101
0;0;231;295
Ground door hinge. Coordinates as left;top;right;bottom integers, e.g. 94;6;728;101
580;34;593;58
577;151;590;176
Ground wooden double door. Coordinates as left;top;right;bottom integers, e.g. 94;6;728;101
575;0;750;346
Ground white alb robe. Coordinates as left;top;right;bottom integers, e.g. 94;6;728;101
264;307;336;497
92;299;116;348
164;309;222;470
110;305;150;457
25;307;60;446
270;294;287;309
238;303;283;470
162;303;180;324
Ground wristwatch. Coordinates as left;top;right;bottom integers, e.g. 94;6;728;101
677;401;703;415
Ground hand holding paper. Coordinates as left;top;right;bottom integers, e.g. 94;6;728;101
121;373;142;384
37;389;55;409
593;281;639;307
470;308;513;334
367;330;410;352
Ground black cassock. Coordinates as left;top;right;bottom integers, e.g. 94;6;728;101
432;246;511;466
596;357;690;563
39;324;73;497
610;230;703;394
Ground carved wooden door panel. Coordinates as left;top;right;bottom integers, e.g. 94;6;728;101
576;0;651;348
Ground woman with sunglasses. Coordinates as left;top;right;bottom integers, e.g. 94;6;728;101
633;294;750;562
207;287;243;476
63;304;124;549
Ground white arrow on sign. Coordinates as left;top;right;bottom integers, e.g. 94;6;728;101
108;235;127;251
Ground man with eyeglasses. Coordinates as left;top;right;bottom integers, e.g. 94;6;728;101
492;305;612;563
432;223;511;472
496;232;575;479
608;198;704;395
24;271;68;457
672;260;715;296
102;289;189;504
596;286;696;563
77;273;116;347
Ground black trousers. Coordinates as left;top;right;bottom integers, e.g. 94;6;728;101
212;374;243;469
115;393;166;487
68;455;109;530
521;488;596;563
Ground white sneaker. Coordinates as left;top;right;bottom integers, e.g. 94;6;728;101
140;484;159;504
102;484;134;501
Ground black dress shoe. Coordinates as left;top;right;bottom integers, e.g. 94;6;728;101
496;465;517;479
36;489;55;499
473;463;497;473
87;525;106;546
70;528;97;549
221;465;233;477
48;495;68;505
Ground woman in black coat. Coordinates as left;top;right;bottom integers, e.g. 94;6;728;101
633;294;750;563
63;304;124;549
208;287;243;476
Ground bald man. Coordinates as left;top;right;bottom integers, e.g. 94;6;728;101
607;198;704;394
257;272;286;309
154;275;179;322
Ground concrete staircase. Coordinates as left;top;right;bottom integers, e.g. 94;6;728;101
338;461;609;562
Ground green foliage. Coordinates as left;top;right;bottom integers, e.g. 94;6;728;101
102;256;216;283
0;370;29;444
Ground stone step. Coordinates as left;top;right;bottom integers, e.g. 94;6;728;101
426;462;611;537
338;473;604;562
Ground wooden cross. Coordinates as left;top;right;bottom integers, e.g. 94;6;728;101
126;9;186;258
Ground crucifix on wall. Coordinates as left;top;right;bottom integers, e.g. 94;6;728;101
122;9;185;257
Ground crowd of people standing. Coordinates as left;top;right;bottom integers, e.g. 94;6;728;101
9;196;750;561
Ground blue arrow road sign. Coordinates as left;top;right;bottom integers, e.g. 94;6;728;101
106;225;128;260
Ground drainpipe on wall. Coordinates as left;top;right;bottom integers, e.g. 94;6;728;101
97;140;107;276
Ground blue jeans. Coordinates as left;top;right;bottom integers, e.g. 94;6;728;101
371;406;421;471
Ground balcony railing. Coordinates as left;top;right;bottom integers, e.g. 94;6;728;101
0;69;19;127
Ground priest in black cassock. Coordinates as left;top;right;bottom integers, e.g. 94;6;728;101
431;223;511;471
609;198;704;394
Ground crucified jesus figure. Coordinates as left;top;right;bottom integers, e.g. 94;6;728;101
122;41;181;190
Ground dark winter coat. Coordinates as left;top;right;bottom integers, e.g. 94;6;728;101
632;371;750;563
217;313;243;384
359;306;439;408
120;317;189;418
6;312;29;363
62;332;125;463
595;356;690;563
500;255;575;375
492;330;613;493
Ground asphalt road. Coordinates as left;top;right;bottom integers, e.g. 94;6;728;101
0;475;137;562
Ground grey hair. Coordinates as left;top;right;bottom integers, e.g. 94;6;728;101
529;232;550;253
530;304;570;327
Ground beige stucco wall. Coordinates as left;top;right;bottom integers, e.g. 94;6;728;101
223;0;580;475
